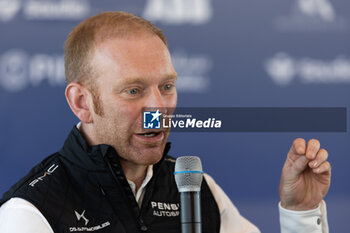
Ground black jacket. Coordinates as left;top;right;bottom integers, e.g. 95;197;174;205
1;126;220;233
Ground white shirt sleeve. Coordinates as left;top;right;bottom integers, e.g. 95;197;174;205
0;197;53;233
204;173;261;233
279;200;329;233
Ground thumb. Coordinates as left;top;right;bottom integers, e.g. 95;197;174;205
286;154;309;178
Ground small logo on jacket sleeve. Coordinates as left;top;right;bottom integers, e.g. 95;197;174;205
29;164;59;187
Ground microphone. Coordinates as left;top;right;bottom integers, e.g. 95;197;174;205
174;156;203;233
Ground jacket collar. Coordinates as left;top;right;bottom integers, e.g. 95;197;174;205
59;126;172;172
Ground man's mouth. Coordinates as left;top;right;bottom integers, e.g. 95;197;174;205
134;131;165;144
140;132;160;137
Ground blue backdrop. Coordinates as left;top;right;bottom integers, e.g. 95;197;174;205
0;0;349;232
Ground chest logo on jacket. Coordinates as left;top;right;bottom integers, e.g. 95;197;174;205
29;164;59;187
69;209;111;232
151;201;180;217
75;210;89;226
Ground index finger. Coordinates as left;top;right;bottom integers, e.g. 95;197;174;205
287;138;306;162
292;138;306;155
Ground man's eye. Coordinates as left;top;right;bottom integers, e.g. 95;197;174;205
163;84;173;91
127;88;139;95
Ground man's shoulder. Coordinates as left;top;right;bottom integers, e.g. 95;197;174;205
0;151;77;230
0;152;65;206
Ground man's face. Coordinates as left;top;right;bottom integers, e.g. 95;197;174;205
89;34;177;166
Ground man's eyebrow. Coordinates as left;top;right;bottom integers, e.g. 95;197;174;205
119;77;147;85
119;74;178;85
161;74;178;81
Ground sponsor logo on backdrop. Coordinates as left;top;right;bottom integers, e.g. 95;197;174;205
265;52;350;86
0;49;65;92
297;0;335;22
265;53;296;86
143;0;213;25
0;0;90;22
0;50;28;91
274;0;348;31
0;0;21;22
171;50;212;93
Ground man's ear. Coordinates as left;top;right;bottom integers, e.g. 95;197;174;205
65;83;93;123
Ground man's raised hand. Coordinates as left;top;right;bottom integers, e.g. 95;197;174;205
279;138;331;211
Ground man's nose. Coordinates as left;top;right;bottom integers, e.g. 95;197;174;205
145;88;166;109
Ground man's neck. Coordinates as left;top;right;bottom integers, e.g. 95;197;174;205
78;123;96;146
120;160;148;193
78;122;148;192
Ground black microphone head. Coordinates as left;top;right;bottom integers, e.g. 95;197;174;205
174;156;203;192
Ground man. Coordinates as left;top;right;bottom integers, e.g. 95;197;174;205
0;12;331;233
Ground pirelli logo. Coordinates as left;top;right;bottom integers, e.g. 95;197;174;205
29;164;59;187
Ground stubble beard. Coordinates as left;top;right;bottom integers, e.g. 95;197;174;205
94;115;168;166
